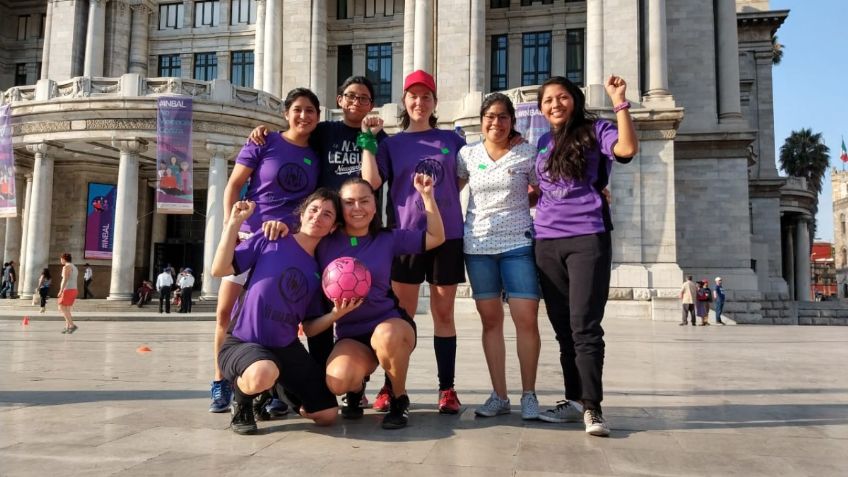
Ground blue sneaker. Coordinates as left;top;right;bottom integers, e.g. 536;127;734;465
209;379;232;413
265;398;289;418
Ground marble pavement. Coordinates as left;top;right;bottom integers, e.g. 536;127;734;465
1;312;847;476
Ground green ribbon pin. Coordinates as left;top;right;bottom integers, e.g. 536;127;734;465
539;147;548;154
350;237;358;246
478;164;487;170
441;147;450;154
303;157;312;165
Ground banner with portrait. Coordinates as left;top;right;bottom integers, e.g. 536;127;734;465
0;105;17;218
156;97;194;214
84;183;117;259
514;102;551;150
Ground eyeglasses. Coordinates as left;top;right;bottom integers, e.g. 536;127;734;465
342;93;373;105
482;113;511;123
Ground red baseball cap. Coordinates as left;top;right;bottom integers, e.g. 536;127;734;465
403;70;436;94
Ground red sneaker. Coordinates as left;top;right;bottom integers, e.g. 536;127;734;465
373;385;391;412
438;388;461;414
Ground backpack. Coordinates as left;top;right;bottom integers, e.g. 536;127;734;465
697;288;711;302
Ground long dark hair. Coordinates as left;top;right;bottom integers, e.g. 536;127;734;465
294;188;343;232
481;92;520;140
399;90;439;130
340;177;383;236
41;268;51;280
537;76;598;181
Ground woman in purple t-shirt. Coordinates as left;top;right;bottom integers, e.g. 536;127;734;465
307;176;445;429
533;76;638;437
211;189;360;435
209;88;321;414
360;70;467;414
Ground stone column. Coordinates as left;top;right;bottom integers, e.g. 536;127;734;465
644;0;670;99
254;0;265;90
129;1;153;75
216;51;231;81
468;0;485;92
3;216;21;285
795;217;811;302
716;0;742;121
326;45;338;101
551;30;567;78
41;0;54;79
507;32;522;88
84;0;109;77
403;0;415;77
263;0;283;96
352;44;366;77
310;0;327;95
586;0;603;86
413;0;434;72
108;139;147;300
22;143;60;299
17;175;34;294
783;222;795;301
201;143;234;299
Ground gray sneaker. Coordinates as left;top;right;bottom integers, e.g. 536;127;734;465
520;391;540;420
474;391;511;417
584;409;610;437
538;400;584;423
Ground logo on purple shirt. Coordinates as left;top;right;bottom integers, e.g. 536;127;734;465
414;157;445;185
278;267;309;302
276;163;310;193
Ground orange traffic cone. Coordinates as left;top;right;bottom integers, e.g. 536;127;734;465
22;316;30;326
136;345;152;353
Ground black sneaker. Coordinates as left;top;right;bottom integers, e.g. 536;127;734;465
382;394;410;430
341;389;365;419
230;400;258;435
252;392;272;422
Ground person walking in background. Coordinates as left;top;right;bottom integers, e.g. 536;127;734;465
1;261;16;298
83;263;94;299
57;253;79;334
37;268;52;313
178;268;195;313
680;275;698;326
713;277;726;325
156;267;174;314
696;280;712;326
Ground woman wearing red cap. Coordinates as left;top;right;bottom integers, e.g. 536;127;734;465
359;70;466;414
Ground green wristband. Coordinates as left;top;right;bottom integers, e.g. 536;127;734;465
356;131;378;155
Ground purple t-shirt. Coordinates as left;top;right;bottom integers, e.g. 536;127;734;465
316;228;424;338
230;234;322;348
376;129;466;240
534;119;619;239
235;133;320;233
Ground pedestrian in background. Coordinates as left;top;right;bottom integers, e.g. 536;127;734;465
680;275;698;326
178;268;195;313
713;277;726;325
57;253;78;333
156;267;174;314
83;263;94;299
1;260;16;298
696;280;712;326
37;268;51;313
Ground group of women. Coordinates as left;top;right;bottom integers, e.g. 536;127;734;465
209;70;638;437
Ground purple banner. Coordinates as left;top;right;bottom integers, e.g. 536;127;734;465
515;102;550;150
84;183;117;259
0;105;17;218
156;97;194;214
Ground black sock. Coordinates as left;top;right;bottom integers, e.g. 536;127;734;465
233;382;257;405
434;335;457;391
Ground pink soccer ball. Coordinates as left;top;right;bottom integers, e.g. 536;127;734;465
322;256;372;301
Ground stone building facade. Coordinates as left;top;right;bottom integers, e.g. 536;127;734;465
0;0;814;322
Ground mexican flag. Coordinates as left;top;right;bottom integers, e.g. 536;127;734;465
842;137;848;163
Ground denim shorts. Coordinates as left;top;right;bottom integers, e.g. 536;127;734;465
464;246;541;301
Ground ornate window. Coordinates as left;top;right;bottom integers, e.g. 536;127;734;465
231;51;254;87
158;3;184;30
490;34;508;91
194;52;218;80
17;15;29;40
158;54;182;77
522;31;552;86
194;0;220;28
566;28;585;86
230;0;256;25
366;43;392;106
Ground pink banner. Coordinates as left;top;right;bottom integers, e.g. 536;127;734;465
0;105;17;218
156;97;194;214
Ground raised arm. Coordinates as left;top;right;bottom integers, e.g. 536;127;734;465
414;172;445;251
211;201;255;277
358;116;384;190
605;75;639;158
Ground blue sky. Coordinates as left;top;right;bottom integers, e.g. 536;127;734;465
771;0;848;241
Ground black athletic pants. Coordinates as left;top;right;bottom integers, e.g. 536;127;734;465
535;232;611;411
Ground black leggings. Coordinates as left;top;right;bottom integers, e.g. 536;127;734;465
39;287;49;307
535;232;611;411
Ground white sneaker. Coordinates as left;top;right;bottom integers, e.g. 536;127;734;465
583;409;610;437
538;400;583;423
474;391;511;417
520;391;540;420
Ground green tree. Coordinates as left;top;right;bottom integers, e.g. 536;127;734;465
772;34;784;65
779;128;831;240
